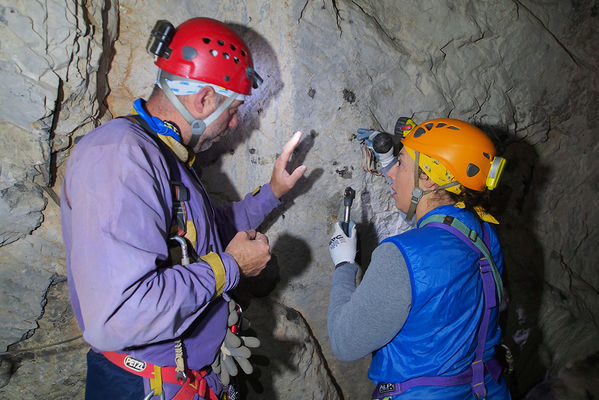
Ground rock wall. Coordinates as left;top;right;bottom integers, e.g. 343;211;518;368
0;0;598;399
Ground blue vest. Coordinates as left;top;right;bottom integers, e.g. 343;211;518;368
369;205;504;393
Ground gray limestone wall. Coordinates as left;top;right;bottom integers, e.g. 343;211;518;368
0;0;598;399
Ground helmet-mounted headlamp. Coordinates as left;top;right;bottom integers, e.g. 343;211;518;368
147;20;175;59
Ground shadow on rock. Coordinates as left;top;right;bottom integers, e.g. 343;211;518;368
480;123;550;398
232;236;342;399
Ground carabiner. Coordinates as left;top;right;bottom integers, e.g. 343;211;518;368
143;388;166;400
176;369;188;383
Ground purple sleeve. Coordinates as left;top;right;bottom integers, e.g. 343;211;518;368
214;184;281;245
63;136;239;351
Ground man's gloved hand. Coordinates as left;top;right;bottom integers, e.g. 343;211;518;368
329;221;357;267
211;300;260;385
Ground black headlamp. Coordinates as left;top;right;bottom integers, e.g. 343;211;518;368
147;20;175;59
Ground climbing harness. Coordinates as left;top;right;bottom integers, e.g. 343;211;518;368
102;103;258;399
372;214;504;400
101;351;219;400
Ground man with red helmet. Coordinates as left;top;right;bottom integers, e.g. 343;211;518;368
61;18;306;399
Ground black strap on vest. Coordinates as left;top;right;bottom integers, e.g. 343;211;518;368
127;114;189;237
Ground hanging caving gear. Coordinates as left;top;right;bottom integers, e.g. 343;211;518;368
211;300;260;399
130;98;192;242
372;212;504;400
148;18;263;149
401;118;506;221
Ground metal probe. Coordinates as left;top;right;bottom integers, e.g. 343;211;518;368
342;186;356;236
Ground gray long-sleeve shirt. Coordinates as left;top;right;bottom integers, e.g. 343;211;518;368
328;242;412;361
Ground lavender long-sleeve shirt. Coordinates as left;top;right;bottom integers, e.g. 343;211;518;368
61;118;280;369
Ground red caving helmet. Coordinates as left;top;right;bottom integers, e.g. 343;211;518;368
153;18;260;96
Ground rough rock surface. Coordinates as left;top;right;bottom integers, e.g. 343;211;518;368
235;298;343;400
0;0;598;399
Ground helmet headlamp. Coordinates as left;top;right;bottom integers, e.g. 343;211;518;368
486;156;506;190
147;20;175;59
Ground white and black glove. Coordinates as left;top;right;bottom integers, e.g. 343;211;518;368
329;221;357;268
211;300;260;385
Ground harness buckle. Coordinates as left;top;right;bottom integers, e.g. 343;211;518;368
468;229;478;242
176;370;187;383
410;187;423;204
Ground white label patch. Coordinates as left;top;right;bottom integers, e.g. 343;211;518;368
378;383;395;394
124;356;147;372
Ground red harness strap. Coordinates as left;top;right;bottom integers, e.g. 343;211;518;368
102;351;219;400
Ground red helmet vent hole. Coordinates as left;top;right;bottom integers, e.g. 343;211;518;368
218;40;224;46
223;53;230;60
234;57;240;64
241;50;246;57
210;49;218;57
202;38;211;44
230;44;236;51
224;75;230;82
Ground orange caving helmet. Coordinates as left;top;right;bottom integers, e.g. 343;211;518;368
402;118;506;193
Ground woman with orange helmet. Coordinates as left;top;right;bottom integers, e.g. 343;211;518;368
328;119;511;399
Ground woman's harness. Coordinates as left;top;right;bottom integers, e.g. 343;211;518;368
372;214;504;400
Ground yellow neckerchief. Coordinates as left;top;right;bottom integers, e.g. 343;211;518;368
157;133;195;167
455;202;499;224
